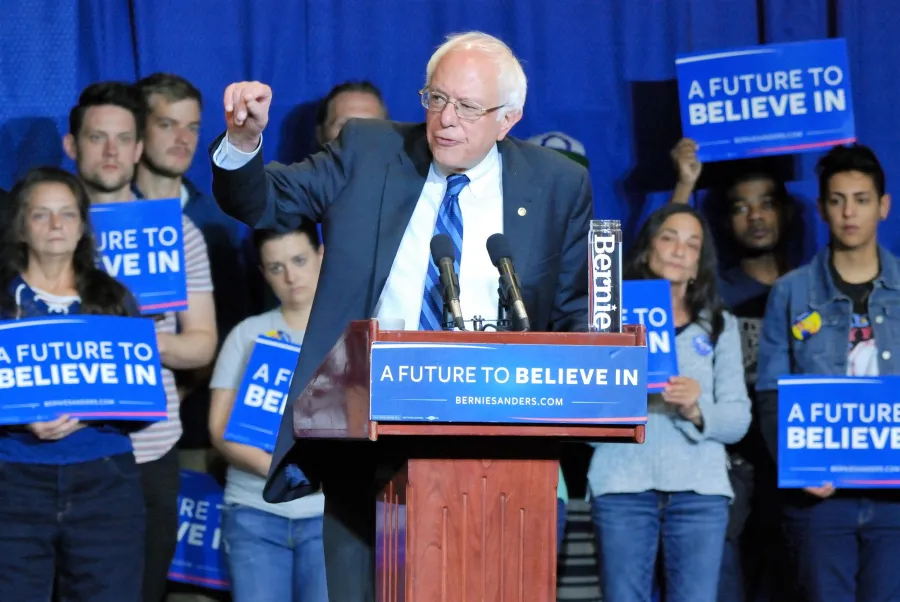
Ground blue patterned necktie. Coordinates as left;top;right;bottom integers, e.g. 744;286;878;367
418;173;470;330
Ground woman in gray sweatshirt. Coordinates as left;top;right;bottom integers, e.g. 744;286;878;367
588;204;751;602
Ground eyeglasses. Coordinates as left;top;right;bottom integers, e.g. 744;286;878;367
419;89;505;122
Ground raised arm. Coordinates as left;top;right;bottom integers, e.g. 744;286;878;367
670;138;702;205
209;81;355;231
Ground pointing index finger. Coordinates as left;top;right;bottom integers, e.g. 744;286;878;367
232;85;248;124
223;83;236;112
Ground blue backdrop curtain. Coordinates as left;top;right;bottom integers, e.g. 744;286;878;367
1;0;897;260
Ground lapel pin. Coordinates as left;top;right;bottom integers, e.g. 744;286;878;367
517;207;527;216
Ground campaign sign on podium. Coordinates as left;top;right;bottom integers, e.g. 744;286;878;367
225;335;300;452
90;198;187;314
778;375;900;488
369;342;648;423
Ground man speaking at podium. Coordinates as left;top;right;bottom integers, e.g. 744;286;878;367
210;31;591;601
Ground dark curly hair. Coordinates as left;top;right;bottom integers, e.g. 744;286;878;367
625;203;726;344
0;167;135;317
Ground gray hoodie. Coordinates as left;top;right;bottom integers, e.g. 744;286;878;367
588;312;752;499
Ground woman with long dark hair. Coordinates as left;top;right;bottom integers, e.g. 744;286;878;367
0;167;146;602
587;204;752;602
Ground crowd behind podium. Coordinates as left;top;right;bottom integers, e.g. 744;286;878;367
0;31;897;602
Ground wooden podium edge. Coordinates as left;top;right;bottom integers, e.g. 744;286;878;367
372;421;645;443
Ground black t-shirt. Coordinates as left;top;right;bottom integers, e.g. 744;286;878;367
718;267;774;478
718;265;773;393
829;260;879;377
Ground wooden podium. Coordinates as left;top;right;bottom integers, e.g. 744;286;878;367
292;320;646;602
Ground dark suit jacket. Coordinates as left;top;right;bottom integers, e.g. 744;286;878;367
209;119;592;503
0;188;9;239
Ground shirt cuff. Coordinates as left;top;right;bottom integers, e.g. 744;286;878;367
673;398;711;443
212;134;263;170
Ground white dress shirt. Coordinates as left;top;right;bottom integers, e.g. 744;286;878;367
212;136;504;329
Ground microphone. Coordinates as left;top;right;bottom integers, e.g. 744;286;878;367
486;233;531;332
429;234;466;330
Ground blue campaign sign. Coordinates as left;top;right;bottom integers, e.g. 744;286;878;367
370;342;648;424
168;470;230;591
224;335;300;452
778;375;900;488
0;315;167;424
90;198;188;314
622;279;678;390
676;39;855;162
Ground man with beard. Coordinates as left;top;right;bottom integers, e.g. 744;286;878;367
671;137;794;602
64;81;219;602
133;73;260;470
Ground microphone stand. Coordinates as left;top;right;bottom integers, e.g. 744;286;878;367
496;282;513;332
442;302;455;331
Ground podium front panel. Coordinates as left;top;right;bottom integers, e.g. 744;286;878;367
370;340;648;426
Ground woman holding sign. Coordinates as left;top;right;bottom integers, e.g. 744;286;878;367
208;221;327;602
0;167;146;602
587;204;751;602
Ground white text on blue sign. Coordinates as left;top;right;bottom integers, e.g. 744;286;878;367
0;340;158;389
378;365;640;386
97;226;182;278
242;362;292;415
685;66;848;126
786;402;900;450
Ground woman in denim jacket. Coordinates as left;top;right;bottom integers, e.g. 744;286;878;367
588;204;751;602
756;144;900;602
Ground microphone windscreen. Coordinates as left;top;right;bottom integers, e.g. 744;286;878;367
486;233;512;267
430;234;456;264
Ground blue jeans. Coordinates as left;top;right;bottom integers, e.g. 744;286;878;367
592;491;729;602
0;454;145;602
782;496;900;602
222;504;328;602
718;536;745;602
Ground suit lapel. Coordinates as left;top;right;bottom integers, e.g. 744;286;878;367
369;128;432;310
500;139;541;278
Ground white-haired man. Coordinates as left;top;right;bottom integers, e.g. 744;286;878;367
209;31;593;601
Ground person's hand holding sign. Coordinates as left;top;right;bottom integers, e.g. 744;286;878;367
804;484;836;499
223;81;272;153
156;332;173;358
28;415;85;440
663;375;704;429
672;138;703;186
670;138;703;205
